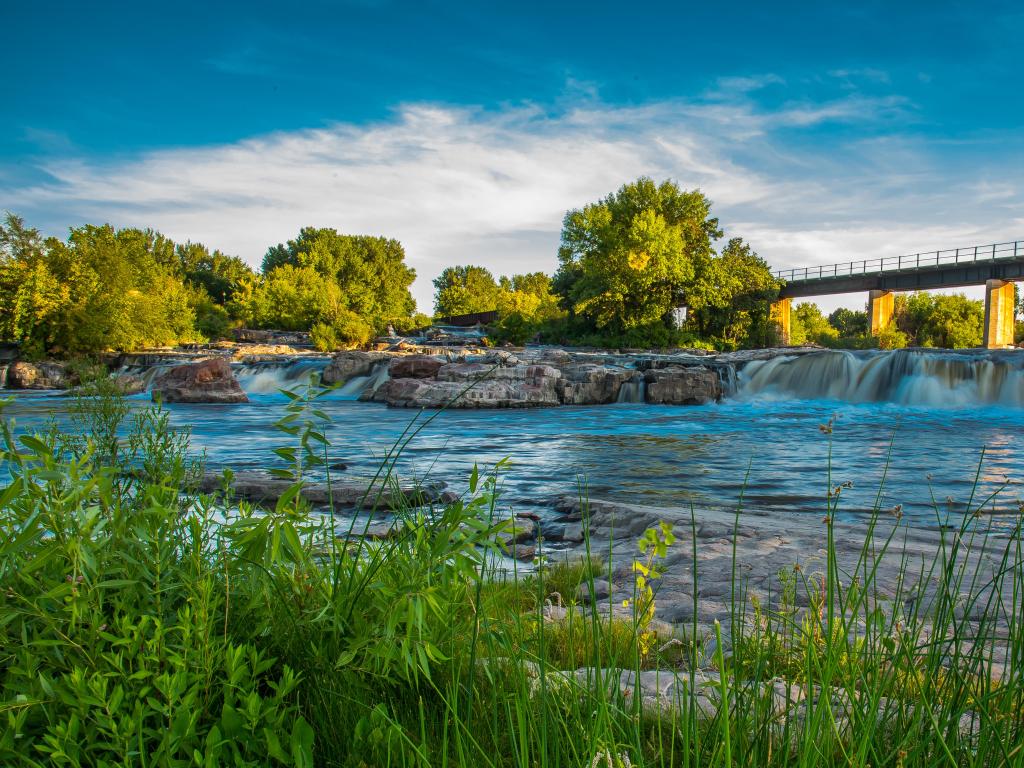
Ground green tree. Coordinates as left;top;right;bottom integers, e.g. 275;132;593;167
896;292;983;348
553;178;721;333
493;272;565;343
685;237;781;347
790;302;839;346
828;307;868;337
262;228;416;328
433;265;502;317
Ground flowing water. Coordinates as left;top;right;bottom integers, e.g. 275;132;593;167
3;349;1023;529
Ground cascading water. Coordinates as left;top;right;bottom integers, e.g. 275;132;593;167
338;361;391;399
738;349;1024;407
234;359;330;395
616;376;646;403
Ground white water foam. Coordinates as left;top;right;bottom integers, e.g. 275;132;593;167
738;350;1024;407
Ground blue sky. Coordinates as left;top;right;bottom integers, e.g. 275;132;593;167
3;0;1023;311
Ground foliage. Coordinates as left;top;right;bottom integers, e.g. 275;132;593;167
686;237;782;347
432;265;502;317
828;307;868;337
259;227;417;334
790;302;839;346
895;292;984;348
492;272;566;344
0;213;255;356
554;177;720;334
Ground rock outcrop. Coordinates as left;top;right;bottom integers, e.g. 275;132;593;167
152;358;249;404
6;361;72;390
322;351;390;384
389;354;444;379
557;363;634;405
643;366;722;405
371;362;562;408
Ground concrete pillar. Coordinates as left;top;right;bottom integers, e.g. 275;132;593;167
868;290;895;335
770;298;791;345
983;279;1015;349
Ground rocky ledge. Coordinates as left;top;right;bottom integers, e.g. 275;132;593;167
341;348;742;409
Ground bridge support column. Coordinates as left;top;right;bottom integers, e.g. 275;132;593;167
983;279;1015;349
868;290;895;335
770;298;791;345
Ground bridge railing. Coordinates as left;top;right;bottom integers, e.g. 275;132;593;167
775;240;1023;283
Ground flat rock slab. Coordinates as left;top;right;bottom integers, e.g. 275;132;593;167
197;470;445;510
548;497;1016;642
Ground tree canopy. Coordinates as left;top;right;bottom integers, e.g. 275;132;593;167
553;178;722;333
256;228;416;331
432;265;502;317
0;213;256;357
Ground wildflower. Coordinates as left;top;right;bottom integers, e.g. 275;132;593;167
823;516;832;525
891;504;903;520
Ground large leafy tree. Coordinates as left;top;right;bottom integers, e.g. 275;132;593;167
432;265;502;317
685;237;781;345
261;228;416;328
790;302;839;346
553;178;722;332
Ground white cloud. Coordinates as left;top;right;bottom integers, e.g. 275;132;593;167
3;93;1022;313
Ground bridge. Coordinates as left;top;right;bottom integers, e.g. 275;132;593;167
770;240;1023;348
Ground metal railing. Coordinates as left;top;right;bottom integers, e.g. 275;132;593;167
774;240;1024;283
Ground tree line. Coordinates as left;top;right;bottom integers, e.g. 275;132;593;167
0;215;427;357
790;289;1024;349
4;176;1018;358
435;178;783;349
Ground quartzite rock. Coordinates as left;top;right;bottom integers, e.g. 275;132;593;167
372;363;561;408
643;366;722;405
557;363;634;405
6;361;72;390
389;354;444;379
151;358;249;404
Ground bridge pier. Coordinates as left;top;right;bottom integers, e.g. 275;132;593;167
770;298;791;344
983;279;1016;349
868;290;895;335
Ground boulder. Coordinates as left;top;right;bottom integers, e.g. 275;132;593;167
644;366;722;405
112;373;147;395
152;358;249;404
6;361;71;390
322;351;390;385
389;355;444;379
371;363;561;408
557;363;633;405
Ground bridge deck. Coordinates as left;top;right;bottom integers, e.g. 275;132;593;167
776;240;1024;298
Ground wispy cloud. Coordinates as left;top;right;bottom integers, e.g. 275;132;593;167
3;88;1022;312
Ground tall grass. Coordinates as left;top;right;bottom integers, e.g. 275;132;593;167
1;380;1022;766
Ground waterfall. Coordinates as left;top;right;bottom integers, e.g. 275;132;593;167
338;361;390;399
616;376;647;404
737;350;1024;407
234;359;330;395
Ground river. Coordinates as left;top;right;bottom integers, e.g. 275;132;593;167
3;349;1023;530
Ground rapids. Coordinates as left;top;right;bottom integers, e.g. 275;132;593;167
3;348;1023;530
